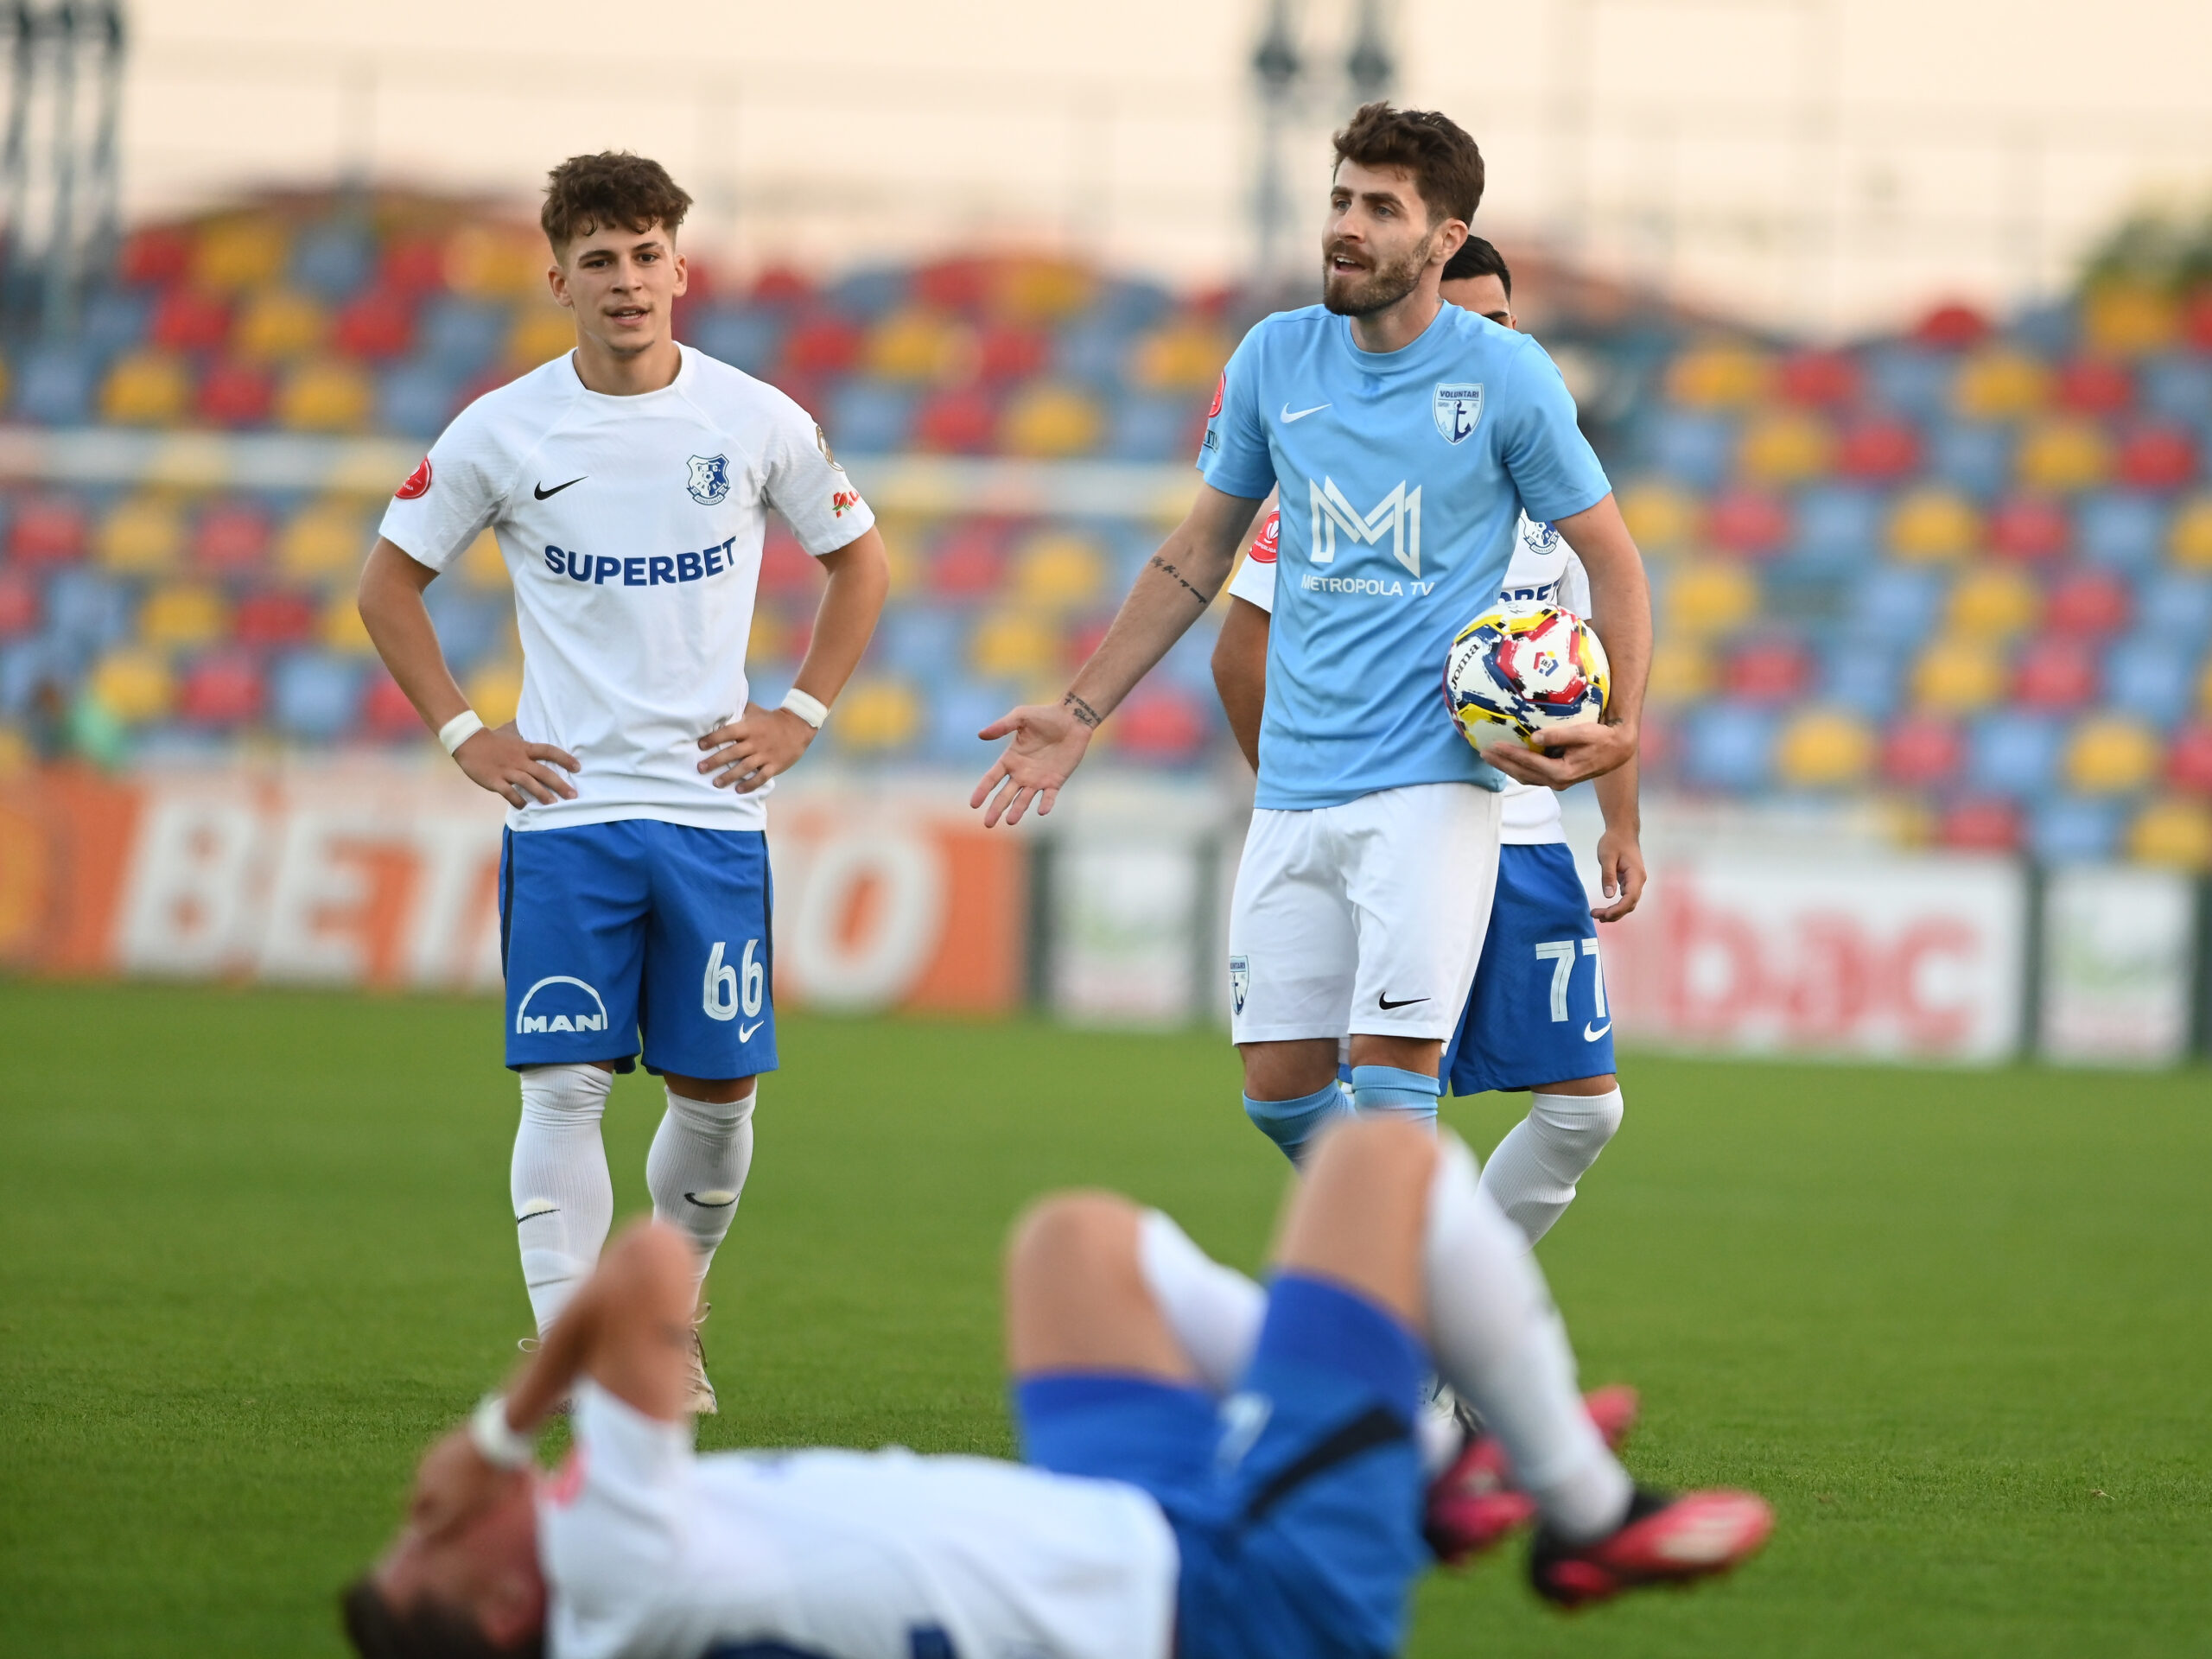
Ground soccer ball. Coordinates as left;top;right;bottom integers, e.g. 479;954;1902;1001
1444;602;1611;752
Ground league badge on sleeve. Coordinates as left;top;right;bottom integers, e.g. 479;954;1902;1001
1433;383;1484;446
686;454;733;505
1229;954;1249;1015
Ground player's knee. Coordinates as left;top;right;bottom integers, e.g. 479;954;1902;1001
1006;1192;1144;1293
1530;1083;1624;1151
520;1060;613;1122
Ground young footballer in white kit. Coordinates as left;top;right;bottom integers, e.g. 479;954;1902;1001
358;153;889;1412
345;1117;1770;1659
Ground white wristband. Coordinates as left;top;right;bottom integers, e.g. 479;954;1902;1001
467;1393;536;1471
779;688;829;730
438;709;486;755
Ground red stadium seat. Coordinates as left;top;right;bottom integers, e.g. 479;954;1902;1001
176;652;264;726
333;289;416;359
976;324;1049;384
1110;688;1208;762
1720;638;1811;703
119;226;193;287
1706;489;1791;558
2116;425;2198;491
1937;797;2021;851
232;589;316;647
1835;418;1922;481
1065;617;1110;672
2183;290;2212;353
193;502;272;573
928;521;1011;599
0;569;39;637
2166;723;2212;794
10;494;87;565
1987;496;2070;562
1912;302;1990;349
1881;715;1964;787
196;360;274;427
756;529;823;600
149;287;230;353
2011;639;2098;709
2054;357;2134;416
912;257;993;312
751;266;813;305
779;313;862;378
378;238;448;295
360;671;424;740
914;387;1001;454
2044;569;2130;634
1775;349;1860;407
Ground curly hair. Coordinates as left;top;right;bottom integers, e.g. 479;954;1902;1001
1332;103;1484;226
540;151;692;252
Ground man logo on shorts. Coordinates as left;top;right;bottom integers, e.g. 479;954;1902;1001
514;976;610;1035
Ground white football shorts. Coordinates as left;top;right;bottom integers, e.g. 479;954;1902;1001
1227;781;1503;1046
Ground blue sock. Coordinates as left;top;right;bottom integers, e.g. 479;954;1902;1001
1243;1081;1350;1166
1350;1065;1440;1129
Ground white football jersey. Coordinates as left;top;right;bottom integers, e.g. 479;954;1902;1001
378;346;874;833
1230;510;1589;844
539;1385;1179;1659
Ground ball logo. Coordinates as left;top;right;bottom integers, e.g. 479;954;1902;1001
1250;510;1281;565
1208;372;1225;420
686;454;733;505
513;975;609;1036
394;457;433;499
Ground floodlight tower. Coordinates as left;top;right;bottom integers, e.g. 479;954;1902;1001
1;0;127;338
1250;0;1306;283
1344;0;1395;110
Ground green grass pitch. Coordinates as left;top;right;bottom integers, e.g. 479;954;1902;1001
3;981;2208;1657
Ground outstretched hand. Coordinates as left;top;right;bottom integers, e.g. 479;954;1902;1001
1481;721;1637;789
971;700;1096;827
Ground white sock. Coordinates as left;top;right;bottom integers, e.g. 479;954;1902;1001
646;1084;757;1296
1136;1210;1265;1395
1478;1088;1625;1248
512;1064;614;1334
1423;1135;1633;1541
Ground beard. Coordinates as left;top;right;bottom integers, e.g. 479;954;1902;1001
1320;232;1433;317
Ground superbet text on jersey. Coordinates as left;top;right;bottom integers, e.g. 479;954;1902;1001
378;345;874;834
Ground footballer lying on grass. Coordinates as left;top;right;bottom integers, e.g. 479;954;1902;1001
344;1118;1770;1659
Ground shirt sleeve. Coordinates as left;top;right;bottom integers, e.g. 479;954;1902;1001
762;392;876;556
1195;324;1276;500
1227;505;1280;613
1494;339;1611;526
375;402;509;574
538;1382;690;1620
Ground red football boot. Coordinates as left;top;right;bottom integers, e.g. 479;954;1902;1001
1529;1486;1775;1608
1423;1387;1641;1564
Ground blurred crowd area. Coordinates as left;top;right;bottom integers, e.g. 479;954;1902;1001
3;191;2212;870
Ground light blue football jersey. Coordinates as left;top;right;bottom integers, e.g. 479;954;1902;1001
1198;303;1611;810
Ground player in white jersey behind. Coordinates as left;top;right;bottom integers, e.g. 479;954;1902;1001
1214;238;1643;1252
358;154;888;1411
344;1116;1770;1659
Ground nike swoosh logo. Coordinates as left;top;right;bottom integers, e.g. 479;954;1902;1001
1585;1021;1612;1041
1281;402;1331;423
683;1191;739;1209
738;1020;764;1041
1377;993;1429;1010
533;476;586;499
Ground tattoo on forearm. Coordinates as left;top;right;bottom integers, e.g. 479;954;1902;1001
1147;554;1215;607
1062;691;1103;729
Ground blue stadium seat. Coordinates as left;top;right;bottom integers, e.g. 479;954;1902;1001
1967;710;2063;798
823;267;910;321
1927;422;2014;499
289;221;374;302
1649;413;1734;491
269;651;364;741
1104;394;1195;462
2102;639;2199;731
2138;572;2212;650
2030;797;2122;864
2140;353;2212;431
2009;303;2076;357
1789;485;1885;572
423;583;506;674
2075;491;2169;573
1054;319;1138;388
871;606;967;678
0;635;67;715
1093;278;1174;334
378;361;464;440
827;379;918;454
44;568;132;655
1821;640;1906;717
925;677;1014;765
1679;703;1777;792
14;344;98;423
686;308;781;375
1864;346;1956;421
1845;566;1945;648
80;288;151;358
416;298;509;378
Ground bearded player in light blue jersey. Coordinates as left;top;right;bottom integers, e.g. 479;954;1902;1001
973;105;1650;1167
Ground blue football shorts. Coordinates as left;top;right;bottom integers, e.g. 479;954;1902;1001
1442;841;1616;1095
499;820;777;1080
1014;1275;1429;1659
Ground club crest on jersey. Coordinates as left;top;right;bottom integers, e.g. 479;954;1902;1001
1433;383;1484;445
1523;518;1561;553
685;454;732;505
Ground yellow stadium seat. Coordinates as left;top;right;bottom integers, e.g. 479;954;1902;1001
139;583;228;651
88;648;174;723
233;289;327;361
1776;707;1875;788
1912;639;2005;711
2016;418;2112;493
2168;495;2212;569
1644;640;1714;707
445;226;548;299
989;257;1095;323
866;309;971;384
97;495;186;575
1947;566;2040;639
1661;562;1758;639
747;610;783;662
458;529;511;591
1618;480;1702;556
836;678;923;752
1738;411;1833;484
2063;715;2160;794
874;513;925;596
506;306;576;371
1011;532;1106;613
465;660;524;728
319;592;375;654
100;351;191;425
970;609;1059;680
2080;283;2178;359
1663;341;1769;410
191;215;288;292
1128;321;1232;394
279;499;372;585
2129;797;2212;869
276;359;374;432
1952;347;2049;420
1001;384;1103;458
1888;487;1981;563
